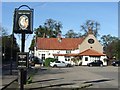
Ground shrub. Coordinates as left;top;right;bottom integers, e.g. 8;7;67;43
44;58;56;67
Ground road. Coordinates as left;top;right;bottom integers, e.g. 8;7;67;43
78;66;118;88
24;66;119;89
1;62;18;89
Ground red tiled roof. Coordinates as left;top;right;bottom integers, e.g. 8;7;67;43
79;49;106;56
36;38;84;50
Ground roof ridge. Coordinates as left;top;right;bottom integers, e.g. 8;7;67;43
80;49;105;56
80;49;91;54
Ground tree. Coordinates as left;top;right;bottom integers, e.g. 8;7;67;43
2;33;20;62
105;40;117;59
80;20;100;38
29;37;35;51
34;25;47;37
1;25;8;36
116;39;120;59
64;29;82;38
100;34;118;48
34;18;62;38
100;34;119;59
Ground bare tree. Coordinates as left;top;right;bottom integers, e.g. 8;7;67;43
80;20;100;38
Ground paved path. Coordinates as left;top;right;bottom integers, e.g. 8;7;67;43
2;66;118;89
1;61;18;89
24;66;119;89
1;69;18;89
1;67;37;89
1;75;18;89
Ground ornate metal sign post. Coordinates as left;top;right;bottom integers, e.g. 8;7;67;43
13;5;33;90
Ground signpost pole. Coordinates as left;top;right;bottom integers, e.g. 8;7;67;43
20;69;24;90
21;33;25;52
20;33;26;90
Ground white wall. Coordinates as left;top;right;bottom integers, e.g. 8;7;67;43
58;56;65;61
82;56;107;66
34;49;79;61
71;49;79;53
34;50;62;59
101;56;107;65
82;56;90;65
35;49;107;66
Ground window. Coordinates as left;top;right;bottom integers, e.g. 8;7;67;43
48;53;50;55
42;54;45;60
56;61;60;63
54;56;58;59
85;57;88;61
65;56;70;61
68;59;70;61
88;39;95;44
66;50;71;54
65;59;67;61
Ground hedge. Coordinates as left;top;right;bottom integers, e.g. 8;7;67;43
44;58;56;67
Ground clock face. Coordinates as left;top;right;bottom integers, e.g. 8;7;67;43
88;39;95;44
18;15;29;30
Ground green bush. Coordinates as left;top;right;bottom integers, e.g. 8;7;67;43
27;76;32;84
44;58;56;67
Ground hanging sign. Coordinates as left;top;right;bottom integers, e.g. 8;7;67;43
13;5;33;34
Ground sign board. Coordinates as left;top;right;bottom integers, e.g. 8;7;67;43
17;52;29;69
13;7;33;34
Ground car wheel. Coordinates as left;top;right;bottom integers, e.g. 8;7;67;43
79;63;82;66
116;64;119;67
90;64;92;67
53;65;57;68
100;64;103;67
67;64;70;67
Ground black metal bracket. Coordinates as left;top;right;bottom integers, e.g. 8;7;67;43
18;5;32;10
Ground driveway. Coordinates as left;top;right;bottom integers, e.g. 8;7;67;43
25;66;119;89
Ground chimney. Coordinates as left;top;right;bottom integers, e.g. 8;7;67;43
43;33;46;38
57;33;62;43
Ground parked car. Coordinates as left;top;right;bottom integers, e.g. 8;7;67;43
87;60;103;67
29;56;43;66
63;60;74;67
111;60;120;66
50;61;67;67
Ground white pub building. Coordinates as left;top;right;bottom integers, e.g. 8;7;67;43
34;29;107;66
